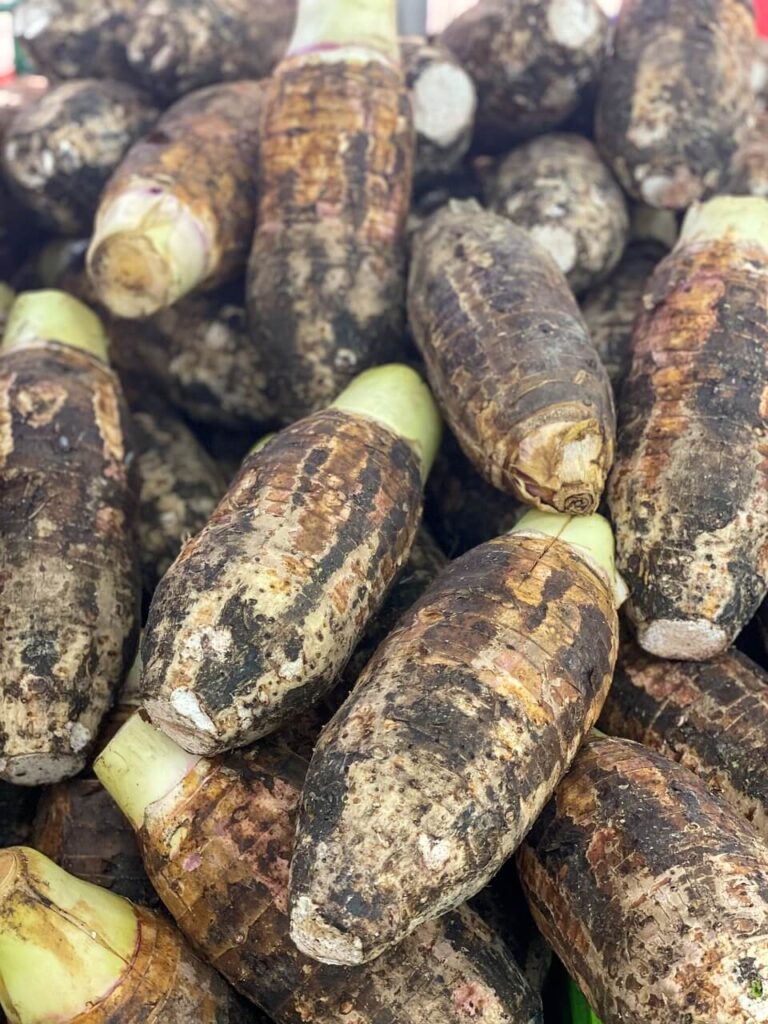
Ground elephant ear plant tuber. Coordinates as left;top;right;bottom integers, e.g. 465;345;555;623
408;200;615;514
95;712;543;1024
141;364;441;754
247;0;415;419
609;195;768;659
88;81;264;318
0;847;251;1022
0;291;139;785
289;509;626;966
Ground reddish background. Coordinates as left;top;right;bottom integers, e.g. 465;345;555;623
757;0;768;36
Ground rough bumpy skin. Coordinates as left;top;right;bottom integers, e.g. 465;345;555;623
425;429;522;557
13;0;137;81
400;36;476;181
580;239;666;390
440;0;609;154
142;409;423;753
408;202;615;513
0;784;38;848
0;343;140;784
127;0;296;101
486;134;629;295
129;393;226;604
290;529;618;965
595;0;756;208
33;779;160;908
727;110;768;197
599;639;768;841
608;233;768;659
518;736;768;1024
1;79;156;236
137;735;542;1024
248;55;414;420
92;81;263;295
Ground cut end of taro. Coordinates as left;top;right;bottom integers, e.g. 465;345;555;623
635;618;729;661
0;751;87;788
2;289;109;362
412;60;476;151
143;689;225;756
88;189;211;319
290;895;367;966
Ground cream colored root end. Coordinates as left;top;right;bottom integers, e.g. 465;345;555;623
412;60;476;149
511;509;628;608
332;363;442;482
635;617;729;661
0;847;138;1024
288;0;399;61
2;290;108;362
94;711;201;830
679;195;768;252
88;187;212;319
290;894;366;966
0;751;87;787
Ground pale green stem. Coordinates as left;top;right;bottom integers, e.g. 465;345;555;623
511;509;628;608
332;363;442;482
94;712;201;831
2;290;108;362
679;195;768;251
289;0;399;61
0;847;137;1024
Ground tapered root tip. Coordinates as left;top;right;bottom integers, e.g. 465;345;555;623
635;618;729;661
0;752;86;787
88;234;177;319
290;896;366;966
144;690;222;756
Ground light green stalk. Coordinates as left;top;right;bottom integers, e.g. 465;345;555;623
511;509;628;608
332;363;442;482
679;195;768;251
95;712;201;831
288;0;399;62
2;290;108;362
0;847;137;1023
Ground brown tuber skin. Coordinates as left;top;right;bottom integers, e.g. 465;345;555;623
425;428;523;557
1;79;157;237
727;110;768;197
89;81;264;319
400;36;477;182
595;0;756;208
97;721;543;1024
485;133;629;295
127;0;297;102
599;638;768;841
141;403;426;754
408;201;615;514
518;735;768;1024
13;0;137;82
608;197;768;660
440;0;610;154
289;517;621;966
247;18;414;420
0;295;140;785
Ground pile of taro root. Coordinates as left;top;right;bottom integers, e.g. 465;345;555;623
0;2;766;1023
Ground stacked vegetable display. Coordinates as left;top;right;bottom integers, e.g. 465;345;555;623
0;0;767;1022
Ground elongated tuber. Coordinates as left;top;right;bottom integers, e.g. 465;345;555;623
95;712;543;1024
408;200;615;513
608;195;768;659
289;509;624;966
518;735;768;1024
89;81;263;319
247;0;414;419
0;290;140;784
141;365;440;754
